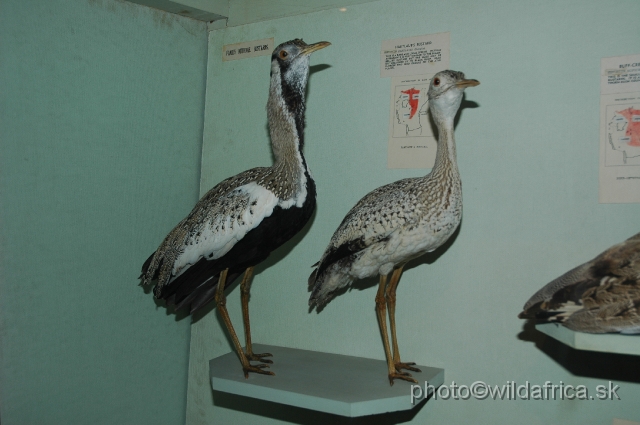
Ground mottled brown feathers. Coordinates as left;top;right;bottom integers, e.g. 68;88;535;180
519;232;640;333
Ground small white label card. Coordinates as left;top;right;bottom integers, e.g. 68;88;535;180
380;32;450;78
223;38;274;62
599;54;640;203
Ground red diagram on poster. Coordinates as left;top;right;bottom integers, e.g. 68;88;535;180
401;88;420;119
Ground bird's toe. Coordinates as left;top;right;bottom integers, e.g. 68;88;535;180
395;362;421;373
242;363;275;379
246;352;273;364
388;372;418;386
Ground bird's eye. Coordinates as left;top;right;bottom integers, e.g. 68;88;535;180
279;50;288;59
433;78;440;86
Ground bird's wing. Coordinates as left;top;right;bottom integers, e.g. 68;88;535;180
173;183;279;275
314;178;419;278
564;298;640;334
519;232;640;321
141;168;276;289
518;262;598;320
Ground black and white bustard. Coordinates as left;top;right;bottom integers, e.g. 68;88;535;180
519;232;640;334
308;70;479;385
140;39;330;377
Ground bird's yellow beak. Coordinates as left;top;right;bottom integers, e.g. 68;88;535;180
456;79;480;88
301;41;331;55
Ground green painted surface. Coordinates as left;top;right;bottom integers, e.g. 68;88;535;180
226;0;379;27
188;0;640;424
0;0;207;424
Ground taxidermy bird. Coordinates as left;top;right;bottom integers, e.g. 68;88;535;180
519;232;640;334
140;39;330;377
308;70;479;385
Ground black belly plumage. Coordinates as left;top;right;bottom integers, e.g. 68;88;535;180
141;174;316;314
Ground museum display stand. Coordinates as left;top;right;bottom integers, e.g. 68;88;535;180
536;324;640;356
209;344;444;417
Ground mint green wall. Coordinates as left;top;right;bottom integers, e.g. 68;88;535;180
189;0;640;424
0;1;207;424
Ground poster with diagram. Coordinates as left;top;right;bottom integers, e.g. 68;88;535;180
382;33;450;169
387;75;437;169
599;54;640;203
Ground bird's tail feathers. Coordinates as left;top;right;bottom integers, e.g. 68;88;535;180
521;263;592;312
308;264;353;310
308;268;318;291
139;251;161;285
518;300;584;322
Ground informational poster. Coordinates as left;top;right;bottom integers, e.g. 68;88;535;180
387;75;437;168
380;32;450;78
599;54;640;203
222;38;274;62
382;33;450;168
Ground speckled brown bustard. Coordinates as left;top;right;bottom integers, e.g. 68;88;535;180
140;39;330;378
309;70;479;385
519;232;640;334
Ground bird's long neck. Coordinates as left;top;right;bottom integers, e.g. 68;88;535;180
430;111;459;181
267;68;308;170
263;64;311;201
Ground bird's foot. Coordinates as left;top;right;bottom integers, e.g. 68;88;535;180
246;351;273;364
388;371;418;386
242;362;274;379
395;361;421;373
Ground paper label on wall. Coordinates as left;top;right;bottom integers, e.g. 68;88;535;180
599;54;640;203
388;75;438;169
601;54;640;94
380;32;450;78
223;38;274;62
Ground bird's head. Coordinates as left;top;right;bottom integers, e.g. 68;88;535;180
270;39;330;94
427;70;479;120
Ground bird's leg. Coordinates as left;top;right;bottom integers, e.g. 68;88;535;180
376;274;416;386
215;268;274;378
240;266;272;363
386;265;421;375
